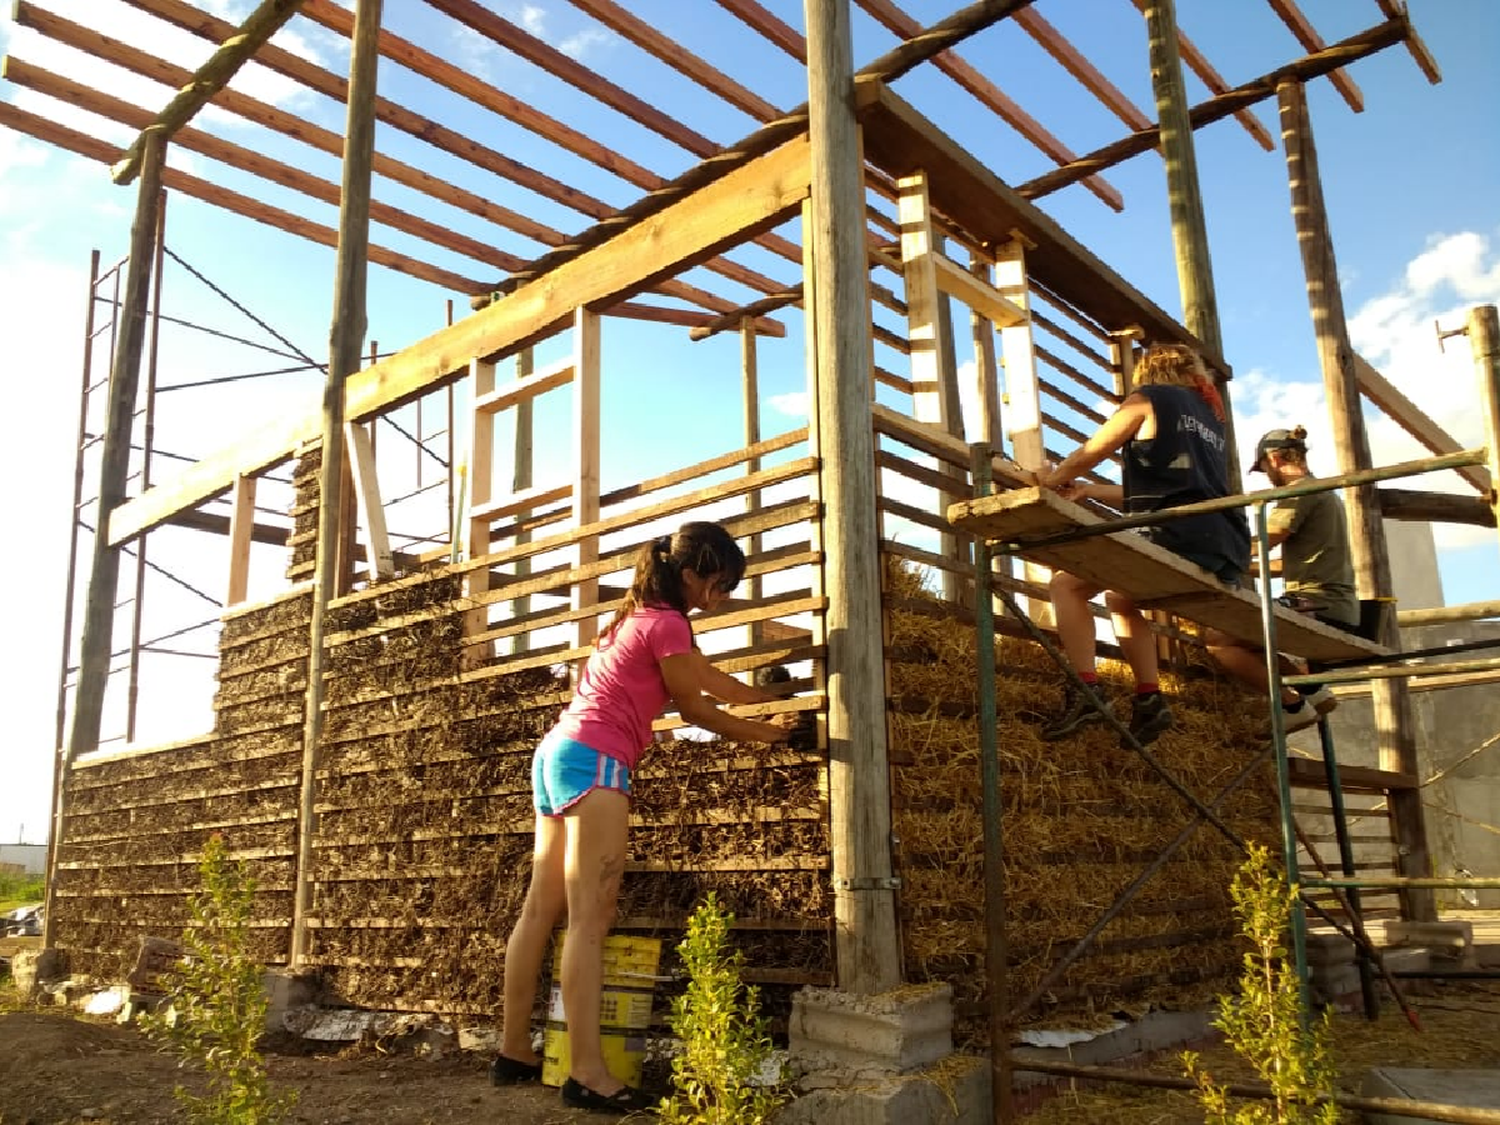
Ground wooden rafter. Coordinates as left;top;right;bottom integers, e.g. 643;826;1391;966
0;99;486;293
111;0;305;184
1263;0;1366;112
1125;0;1274;151
1013;7;1151;132
1373;0;1440;83
1017;19;1406;201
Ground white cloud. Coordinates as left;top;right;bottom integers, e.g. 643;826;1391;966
1234;231;1500;559
450;24;497;82
559;26;613;62
518;4;548;38
769;390;808;418
0;128;49;175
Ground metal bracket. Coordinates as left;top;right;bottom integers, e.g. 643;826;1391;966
837;876;901;891
1435;318;1468;353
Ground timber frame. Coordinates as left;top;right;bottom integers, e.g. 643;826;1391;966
18;0;1494;1075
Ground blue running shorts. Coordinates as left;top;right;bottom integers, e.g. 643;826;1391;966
532;731;632;818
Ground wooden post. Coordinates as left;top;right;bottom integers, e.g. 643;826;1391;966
43;129;166;948
345;421;393;580
462;357;496;668
1469;305;1500;555
126;191;167;744
511;348;535;654
226;474;258;606
1142;0;1241;489
1278;78;1434;921
741;318;763;644
804;0;900;994
291;0;382;967
971;254;1003;447
572;308;602;656
994;236;1051;624
899;171;965;600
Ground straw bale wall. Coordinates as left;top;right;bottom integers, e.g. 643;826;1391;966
884;561;1280;1041
50;587;312;979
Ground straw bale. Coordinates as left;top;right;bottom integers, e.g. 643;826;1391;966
884;557;1276;1042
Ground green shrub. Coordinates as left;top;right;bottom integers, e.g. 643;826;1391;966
1183;844;1340;1124
141;835;295;1125
659;893;787;1125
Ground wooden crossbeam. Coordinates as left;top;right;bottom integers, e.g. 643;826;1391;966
473;358;575;416
948;486;1386;661
1354;354;1490;493
111;0;306;185
1264;0;1366;112
932;253;1027;328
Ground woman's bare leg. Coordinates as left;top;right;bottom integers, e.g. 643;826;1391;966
500;814;567;1064
560;788;630;1094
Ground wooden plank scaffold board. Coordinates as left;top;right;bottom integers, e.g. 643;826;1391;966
947;487;1387;664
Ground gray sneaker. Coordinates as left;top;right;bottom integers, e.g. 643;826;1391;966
1041;682;1109;741
1124;692;1174;746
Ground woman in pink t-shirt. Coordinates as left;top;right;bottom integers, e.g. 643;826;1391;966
492;521;798;1113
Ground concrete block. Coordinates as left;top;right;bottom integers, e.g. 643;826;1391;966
458;1026;501;1053
1383;920;1474;954
777;1054;990;1125
790;984;952;1074
263;968;320;1031
9;948;64;997
1362;1067;1500;1124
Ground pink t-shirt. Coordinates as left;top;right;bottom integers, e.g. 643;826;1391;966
553;606;694;769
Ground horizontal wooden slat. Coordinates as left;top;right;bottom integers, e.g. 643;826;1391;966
474;358;574;415
470;482;572;524
932;253;1028;327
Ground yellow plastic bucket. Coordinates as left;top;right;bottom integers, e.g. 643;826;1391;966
541;934;661;1089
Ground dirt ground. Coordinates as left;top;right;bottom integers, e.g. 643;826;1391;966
4;977;1500;1123
0;1006;656;1125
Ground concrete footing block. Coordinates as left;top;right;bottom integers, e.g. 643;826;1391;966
1383;920;1476;966
1362;1067;1500;1123
9;948;65;998
790;983;953;1074
777;1054;990;1125
263;968;320;1031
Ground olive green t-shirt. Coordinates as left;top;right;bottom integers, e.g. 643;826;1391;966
1268;486;1359;625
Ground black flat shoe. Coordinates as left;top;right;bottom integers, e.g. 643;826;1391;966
560;1077;657;1113
490;1054;543;1085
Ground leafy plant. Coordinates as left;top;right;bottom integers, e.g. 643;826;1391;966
141;835;296;1125
659;892;786;1125
1183;844;1340;1125
0;870;44;912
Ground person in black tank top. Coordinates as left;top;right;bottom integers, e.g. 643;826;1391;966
1033;344;1249;746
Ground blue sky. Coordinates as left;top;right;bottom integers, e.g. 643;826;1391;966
1;0;1497;843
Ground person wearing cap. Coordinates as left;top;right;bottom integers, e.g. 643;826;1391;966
1034;343;1250;746
1202;425;1356;732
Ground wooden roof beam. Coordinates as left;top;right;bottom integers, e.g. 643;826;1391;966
13;1;558;245
1125;0;1274;151
0;99;486;293
3;56;521;277
1264;0;1366;111
1373;0;1441;83
110;0;304;185
423;0;718;157
110;0;792;309
11;5;782;324
1013;6;1151;132
564;0;781;123
498;0;1049;292
714;0;806;63
289;0;801;303
861;0;1126;211
1017;19;1406;200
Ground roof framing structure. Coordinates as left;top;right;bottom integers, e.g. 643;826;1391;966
1;0;1437;544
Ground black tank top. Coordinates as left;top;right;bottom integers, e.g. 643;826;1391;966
1122;385;1250;573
